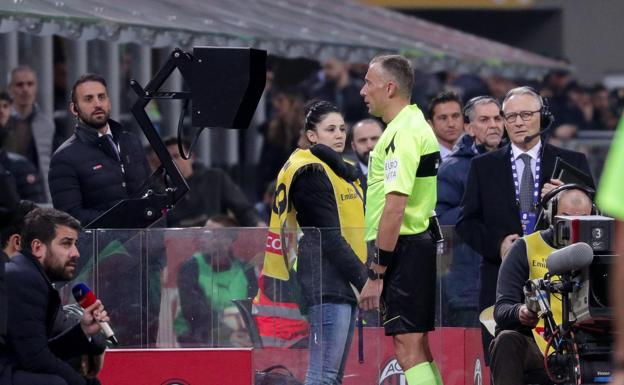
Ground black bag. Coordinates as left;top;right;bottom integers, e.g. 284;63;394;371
254;365;303;385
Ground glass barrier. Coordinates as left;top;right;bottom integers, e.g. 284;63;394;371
60;225;487;385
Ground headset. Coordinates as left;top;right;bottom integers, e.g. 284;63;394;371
541;183;597;226
507;86;554;130
526;86;555;130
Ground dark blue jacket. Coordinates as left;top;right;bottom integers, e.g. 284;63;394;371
48;120;150;226
436;134;482;310
436;134;479;226
0;252;91;385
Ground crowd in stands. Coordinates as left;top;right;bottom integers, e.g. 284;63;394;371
0;55;622;384
2;58;621;211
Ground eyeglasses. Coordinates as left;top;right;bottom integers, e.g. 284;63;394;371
503;110;541;123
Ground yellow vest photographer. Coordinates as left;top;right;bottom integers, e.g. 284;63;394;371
489;185;595;385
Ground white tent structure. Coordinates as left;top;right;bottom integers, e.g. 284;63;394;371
0;0;568;165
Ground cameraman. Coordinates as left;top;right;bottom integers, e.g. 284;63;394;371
490;185;594;385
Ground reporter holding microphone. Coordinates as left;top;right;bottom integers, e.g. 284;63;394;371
490;185;594;385
0;208;110;385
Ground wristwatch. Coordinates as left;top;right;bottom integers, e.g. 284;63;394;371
367;267;384;281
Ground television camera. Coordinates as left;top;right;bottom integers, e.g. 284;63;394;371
524;215;615;384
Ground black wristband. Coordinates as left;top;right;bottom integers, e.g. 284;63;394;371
375;248;395;267
367;268;384;281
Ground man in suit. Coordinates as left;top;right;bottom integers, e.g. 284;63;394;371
350;118;383;194
427;91;464;162
437;96;504;327
456;86;592;365
0;207;109;385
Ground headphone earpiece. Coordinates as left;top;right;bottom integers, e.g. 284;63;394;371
540;97;554;130
524;86;554;130
540;183;597;225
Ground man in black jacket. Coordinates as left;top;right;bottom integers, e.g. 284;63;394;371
48;73;150;226
0;207;109;385
457;86;593;364
0;91;46;203
162;137;261;227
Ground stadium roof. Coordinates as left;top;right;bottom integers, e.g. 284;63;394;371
0;0;568;77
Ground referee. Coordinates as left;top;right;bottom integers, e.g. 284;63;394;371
359;55;442;385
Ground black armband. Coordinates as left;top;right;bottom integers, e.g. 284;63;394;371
367;268;385;281
375;248;395;267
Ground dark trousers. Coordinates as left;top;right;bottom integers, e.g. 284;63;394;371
12;370;68;385
0;253;6;347
489;330;547;385
479;260;499;365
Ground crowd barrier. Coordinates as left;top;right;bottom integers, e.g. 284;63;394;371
55;225;489;385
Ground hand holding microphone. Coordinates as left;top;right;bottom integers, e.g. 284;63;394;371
72;283;118;345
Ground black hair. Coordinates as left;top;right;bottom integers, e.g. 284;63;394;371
0;91;12;103
304;100;341;132
427;91;462;120
162;136;191;151
206;214;239;228
20;207;81;252
70;73;107;105
0;200;37;250
590;83;608;95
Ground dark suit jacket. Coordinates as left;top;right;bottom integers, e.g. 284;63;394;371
0;252;6;348
456;142;592;309
0;252;91;385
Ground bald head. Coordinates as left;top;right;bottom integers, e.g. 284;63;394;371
556;189;593;217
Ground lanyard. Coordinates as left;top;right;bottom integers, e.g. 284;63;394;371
349;181;364;202
510;146;541;213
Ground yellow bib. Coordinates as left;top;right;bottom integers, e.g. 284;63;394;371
526;231;562;354
263;149;366;280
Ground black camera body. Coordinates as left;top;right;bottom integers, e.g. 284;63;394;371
545;215;615;384
554;215;615;324
554;215;615;254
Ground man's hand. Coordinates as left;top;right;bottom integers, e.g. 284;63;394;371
500;234;520;260
80;300;110;337
518;304;539;328
358;278;383;311
541;178;564;199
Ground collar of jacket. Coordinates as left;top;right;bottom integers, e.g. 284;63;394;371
19;249;54;286
309;144;360;182
75;119;123;144
448;134;479;159
541;227;555;248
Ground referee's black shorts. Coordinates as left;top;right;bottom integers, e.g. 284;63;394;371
380;232;436;336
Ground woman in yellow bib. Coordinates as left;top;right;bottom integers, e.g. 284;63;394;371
265;100;368;384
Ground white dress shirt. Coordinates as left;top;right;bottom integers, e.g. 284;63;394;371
511;140;542;181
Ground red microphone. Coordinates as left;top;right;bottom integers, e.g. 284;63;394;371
72;283;118;345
